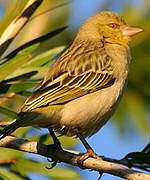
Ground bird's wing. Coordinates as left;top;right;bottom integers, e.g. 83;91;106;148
21;43;115;112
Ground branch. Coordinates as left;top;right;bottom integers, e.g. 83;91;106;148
0;136;149;180
0;0;43;56
0;159;16;165
0;93;15;105
0;121;14;126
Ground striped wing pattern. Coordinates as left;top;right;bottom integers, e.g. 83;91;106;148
22;71;115;111
21;40;116;112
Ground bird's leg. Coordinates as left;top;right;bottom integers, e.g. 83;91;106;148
76;131;102;161
47;128;62;169
48;128;61;148
75;130;103;177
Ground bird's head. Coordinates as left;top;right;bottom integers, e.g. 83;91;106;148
77;11;143;47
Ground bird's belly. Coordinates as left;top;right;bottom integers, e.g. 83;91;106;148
58;81;126;137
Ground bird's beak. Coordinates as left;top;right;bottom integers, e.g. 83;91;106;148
122;26;143;36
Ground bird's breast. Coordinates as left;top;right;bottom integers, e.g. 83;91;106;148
59;75;128;137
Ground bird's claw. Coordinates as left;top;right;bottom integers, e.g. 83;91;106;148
97;171;103;180
76;149;102;169
76;153;89;169
46;143;62;169
76;151;103;179
46;158;60;169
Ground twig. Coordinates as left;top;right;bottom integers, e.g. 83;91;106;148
142;143;150;153
0;0;43;56
0;93;15;104
0;121;14;126
102;156;150;172
0;159;16;165
0;136;149;180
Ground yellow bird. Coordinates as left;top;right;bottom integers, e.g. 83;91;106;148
0;11;143;162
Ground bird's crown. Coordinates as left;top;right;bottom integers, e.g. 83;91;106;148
76;11;137;47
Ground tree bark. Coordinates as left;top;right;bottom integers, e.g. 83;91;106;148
0;136;149;180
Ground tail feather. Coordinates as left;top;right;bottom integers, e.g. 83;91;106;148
0;111;39;140
0;118;24;140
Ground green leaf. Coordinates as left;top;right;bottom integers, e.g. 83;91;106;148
0;167;25;180
6;46;65;80
24;46;65;67
13;127;30;139
0;55;30;82
0;30;66;82
2;71;38;83
29;134;79;148
1;27;67;62
0;148;24;160
7;82;39;93
0;43;39;82
0;106;18;119
10;158;82;180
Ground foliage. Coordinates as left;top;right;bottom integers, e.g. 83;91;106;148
120;143;150;172
0;1;81;180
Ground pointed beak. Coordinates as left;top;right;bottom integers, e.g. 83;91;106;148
122;25;143;36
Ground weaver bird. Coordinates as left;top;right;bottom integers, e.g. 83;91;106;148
0;11;143;163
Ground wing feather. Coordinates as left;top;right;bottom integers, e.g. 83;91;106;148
21;40;115;112
22;71;115;111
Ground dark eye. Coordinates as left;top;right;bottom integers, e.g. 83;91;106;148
109;23;118;29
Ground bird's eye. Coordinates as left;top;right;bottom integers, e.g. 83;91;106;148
109;23;118;29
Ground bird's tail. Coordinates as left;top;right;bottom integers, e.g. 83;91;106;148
0;118;25;140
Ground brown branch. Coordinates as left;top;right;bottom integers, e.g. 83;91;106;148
0;93;15;105
0;0;43;56
0;159;16;165
0;136;149;180
102;156;150;173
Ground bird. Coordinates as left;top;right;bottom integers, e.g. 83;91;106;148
0;11;143;163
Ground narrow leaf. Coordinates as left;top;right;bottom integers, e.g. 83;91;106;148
11;158;82;180
0;106;18;119
7;82;39;93
0;26;67;63
2;71;38;83
24;46;65;67
0;43;39;82
0;167;25;180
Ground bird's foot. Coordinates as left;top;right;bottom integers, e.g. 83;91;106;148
76;148;103;178
46;143;62;169
76;148;102;168
98;171;103;180
46;157;60;169
46;127;63;169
